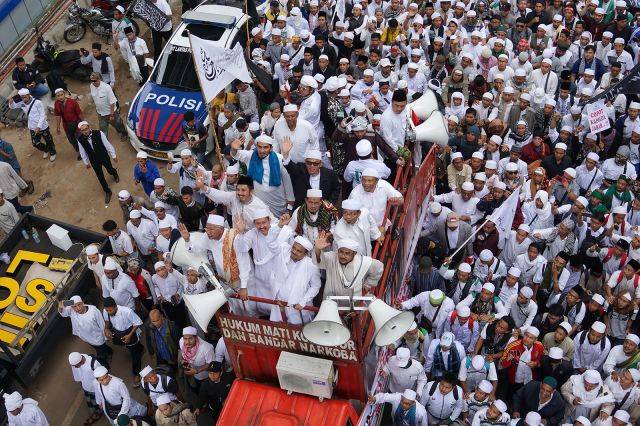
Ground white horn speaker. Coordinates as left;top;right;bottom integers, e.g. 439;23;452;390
412;110;450;147
183;288;229;331
302;300;351;347
169;232;209;270
407;89;439;122
368;298;415;346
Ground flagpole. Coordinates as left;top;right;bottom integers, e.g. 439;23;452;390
187;31;226;170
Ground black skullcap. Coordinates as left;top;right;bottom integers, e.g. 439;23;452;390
237;175;254;189
616;239;630;251
208;361;222;372
124;26;134;34
392;89;407;102
103;297;116;307
92;42;102;50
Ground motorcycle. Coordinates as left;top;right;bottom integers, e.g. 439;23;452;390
32;36;92;82
63;1;140;44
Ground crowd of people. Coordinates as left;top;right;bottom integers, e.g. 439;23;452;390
2;0;640;423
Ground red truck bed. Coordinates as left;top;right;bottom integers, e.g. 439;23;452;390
217;380;359;426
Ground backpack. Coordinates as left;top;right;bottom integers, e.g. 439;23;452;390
428;381;460;401
142;373;171;394
464;355;490;375
449;311;475;330
603;247;627;270
579;330;607;351
615;271;640;289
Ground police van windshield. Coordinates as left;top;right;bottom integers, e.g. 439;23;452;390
153;44;199;92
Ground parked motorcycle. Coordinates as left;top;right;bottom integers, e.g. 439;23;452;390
63;1;140;44
32;36;92;81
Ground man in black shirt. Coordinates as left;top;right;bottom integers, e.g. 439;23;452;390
541;142;573;179
196;361;234;423
12;57;48;98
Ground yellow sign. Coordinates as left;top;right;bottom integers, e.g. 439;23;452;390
0;250;72;348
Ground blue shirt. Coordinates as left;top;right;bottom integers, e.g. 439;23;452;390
133;160;161;195
0;140;20;172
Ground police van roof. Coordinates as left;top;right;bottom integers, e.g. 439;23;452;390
171;5;247;48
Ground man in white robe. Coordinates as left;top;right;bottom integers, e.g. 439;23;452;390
272;103;318;164
59;295;112;365
179;215;255;316
126;209;158;264
348;168;403;227
314;236;384;298
166;149;209;204
602;334;640;375
230;134;295;217
368;389;429;426
269;231;321;324
561;369;615;422
3;391;49;426
101;257;139;310
68;352;103;423
93;367;146;423
334;199;383;256
498;224;531;267
382;347;428;395
287;189;336;244
573;321;612;372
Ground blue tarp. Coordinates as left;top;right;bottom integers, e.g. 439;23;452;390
0;0;21;22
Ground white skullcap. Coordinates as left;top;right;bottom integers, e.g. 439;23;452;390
154;201;165;210
451;152;463;160
583;370;601;385
576;416;591;426
129;210;141;219
271;28;281;36
136;151;148;159
362;168;379;178
592;294;605;305
363;69;374;77
614;37;625;44
555;142;567;151
251;208;270;221
505;162;518;172
255;134;274;146
77;120;89;129
70;295;82;303
154;177;165;186
582;88;594;97
283;104;298;113
626;333;640;345
461;182;474;191
17;88;29;96
614;410;630;422
429;202;442;214
630;369;640;382
356;139;373;156
300;75;318;89
591;321;606;333
395;347;410;363
515;69;527;77
207;215;225;226
115;4;125;12
180;148;192;157
293;235;313;251
485;160;497;169
158;219;171;229
520;93;531;102
520;286;533;298
103;257;118;271
440;332;454;346
342;199;361;211
489;135;502;144
586;152;600;162
575;196;589;208
479;249;493;262
525;326;540;337
397;80;408;89
478;380;493;393
157;394;172;406
525;411;542;425
154;261;166;271
508;267;521;278
305;149;322;161
118;190;131;200
504;87;515;95
493;399;507;413
306;189;323;198
251;27;261;36
183;326;198;336
548;347;564;361
472;152;483;160
559;321;572;334
482;282;495;293
471;354;485;370
93;366;109;378
603;31;613;38
564;168;576;178
86;244;99;255
280;53;290;61
343;32;354;39
402;389;417;401
337;239;360;252
457;304;471;317
139;365;153;377
474;173;486;182
458;262;471;273
226;164;239;174
629;101;640;110
68;352;82;365
613;205;627;215
494;181;507;190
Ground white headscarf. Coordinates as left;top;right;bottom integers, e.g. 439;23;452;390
446;92;467;120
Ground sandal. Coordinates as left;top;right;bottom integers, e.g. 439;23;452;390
83;412;102;425
26;181;34;194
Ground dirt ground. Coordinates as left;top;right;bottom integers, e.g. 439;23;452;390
3;7;182;425
4;12;181;234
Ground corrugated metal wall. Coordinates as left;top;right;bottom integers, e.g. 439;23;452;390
0;0;52;58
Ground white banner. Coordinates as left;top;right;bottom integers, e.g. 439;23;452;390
188;34;253;104
334;0;345;24
587;100;611;134
489;186;520;244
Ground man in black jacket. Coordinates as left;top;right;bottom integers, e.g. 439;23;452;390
196;361;234;424
144;309;181;371
12;57;48;98
283;147;340;208
540;346;574;386
512;377;565;425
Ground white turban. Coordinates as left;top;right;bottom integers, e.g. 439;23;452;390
337;239;360;252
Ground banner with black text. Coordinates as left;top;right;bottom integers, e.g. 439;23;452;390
130;0;171;32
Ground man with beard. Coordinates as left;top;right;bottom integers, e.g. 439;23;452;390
282;146;340;208
603;334;640;375
499;224;531;267
273;102;318;165
334;199;382;256
439;261;482;305
512;377;565;424
601;146;637;186
460;283;508;331
500;326;545;396
561;369;615;422
573;321;612;373
602;369;640;420
471;399;510;425
505;287;537;335
434;212;474;267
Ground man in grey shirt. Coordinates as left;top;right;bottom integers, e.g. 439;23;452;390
0;189;20;235
81;42;116;86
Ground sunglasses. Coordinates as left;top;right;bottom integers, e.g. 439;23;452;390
305;160;322;166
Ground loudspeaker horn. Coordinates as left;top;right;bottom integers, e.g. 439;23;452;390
407;89;439;122
302;299;351;347
411;110;450;147
368;298;415;346
169;232;210;270
183;288;229;331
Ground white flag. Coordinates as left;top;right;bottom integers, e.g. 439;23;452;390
334;0;345;24
188;34;253;104
488;186;520;244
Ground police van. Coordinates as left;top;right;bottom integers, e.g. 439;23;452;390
126;5;249;160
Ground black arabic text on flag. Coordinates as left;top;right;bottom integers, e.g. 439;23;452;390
130;0;171;32
584;62;640;106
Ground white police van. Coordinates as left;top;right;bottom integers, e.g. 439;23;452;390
126;5;249;160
